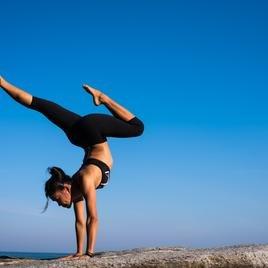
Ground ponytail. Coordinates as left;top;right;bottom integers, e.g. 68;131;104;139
41;166;72;213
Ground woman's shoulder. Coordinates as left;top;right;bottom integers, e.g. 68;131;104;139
73;165;102;190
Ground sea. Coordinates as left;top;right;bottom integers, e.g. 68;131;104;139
0;251;69;260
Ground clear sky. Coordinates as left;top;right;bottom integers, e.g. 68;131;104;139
1;0;268;253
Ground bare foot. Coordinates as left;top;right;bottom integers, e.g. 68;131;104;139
82;84;104;106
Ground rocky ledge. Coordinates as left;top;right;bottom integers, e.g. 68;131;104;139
1;244;268;268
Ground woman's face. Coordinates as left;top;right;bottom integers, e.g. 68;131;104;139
51;185;72;209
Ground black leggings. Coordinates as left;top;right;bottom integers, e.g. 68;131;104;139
29;96;144;148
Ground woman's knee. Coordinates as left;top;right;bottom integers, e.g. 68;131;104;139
137;121;144;136
131;118;144;136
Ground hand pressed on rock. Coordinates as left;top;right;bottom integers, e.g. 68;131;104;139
86;251;94;257
56;253;84;260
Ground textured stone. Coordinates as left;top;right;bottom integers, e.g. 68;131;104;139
1;244;268;268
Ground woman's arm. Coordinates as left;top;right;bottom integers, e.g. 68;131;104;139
73;199;86;254
55;199;86;260
80;174;99;254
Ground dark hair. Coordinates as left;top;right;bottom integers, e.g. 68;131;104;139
41;166;72;213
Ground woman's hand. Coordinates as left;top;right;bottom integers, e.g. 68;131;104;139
56;252;84;260
73;252;84;257
56;252;95;260
86;251;94;258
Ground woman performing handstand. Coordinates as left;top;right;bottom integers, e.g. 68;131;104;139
0;76;144;259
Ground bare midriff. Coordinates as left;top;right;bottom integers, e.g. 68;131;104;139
85;141;113;169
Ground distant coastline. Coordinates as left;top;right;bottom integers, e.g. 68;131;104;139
0;251;67;260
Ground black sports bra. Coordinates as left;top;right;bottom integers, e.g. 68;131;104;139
82;158;111;189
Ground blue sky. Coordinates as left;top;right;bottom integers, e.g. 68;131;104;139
1;0;268;253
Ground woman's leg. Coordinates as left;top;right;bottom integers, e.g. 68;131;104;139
0;76;81;132
83;84;135;122
83;84;144;138
0;76;32;106
81;113;144;141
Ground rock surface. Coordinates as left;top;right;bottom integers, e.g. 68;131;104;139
1;244;268;267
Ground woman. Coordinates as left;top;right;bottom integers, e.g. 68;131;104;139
0;76;144;259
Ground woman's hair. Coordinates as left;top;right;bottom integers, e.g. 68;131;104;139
41;166;72;213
